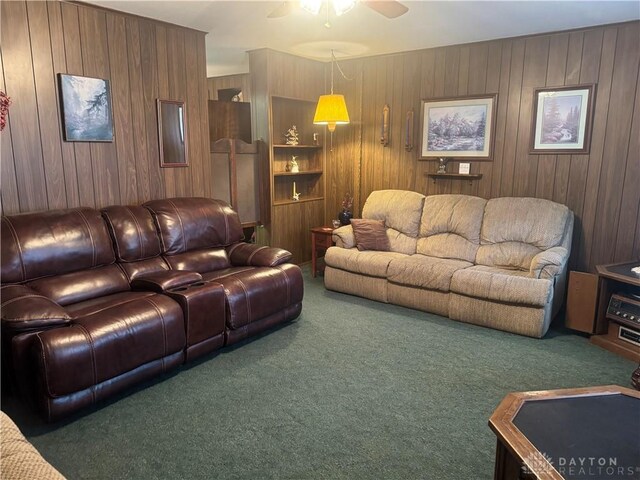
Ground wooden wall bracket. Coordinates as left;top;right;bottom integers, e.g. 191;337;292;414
380;104;390;146
405;109;414;152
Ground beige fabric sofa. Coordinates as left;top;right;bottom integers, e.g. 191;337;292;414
0;411;65;480
324;190;573;338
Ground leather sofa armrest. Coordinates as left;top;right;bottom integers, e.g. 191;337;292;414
332;225;356;249
530;247;569;280
226;243;292;267
130;271;203;293
1;285;70;332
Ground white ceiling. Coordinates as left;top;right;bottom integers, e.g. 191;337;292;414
90;1;640;77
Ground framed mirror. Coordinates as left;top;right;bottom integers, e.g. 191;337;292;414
157;99;188;167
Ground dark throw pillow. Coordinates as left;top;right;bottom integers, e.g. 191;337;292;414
351;219;390;252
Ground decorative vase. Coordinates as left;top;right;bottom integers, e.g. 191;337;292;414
338;209;353;226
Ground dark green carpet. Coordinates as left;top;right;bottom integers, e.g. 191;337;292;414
3;266;636;479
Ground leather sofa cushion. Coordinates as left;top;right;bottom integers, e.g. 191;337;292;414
28;265;130;307
1;208;115;284
65;291;156;318
418;194;487;262
164;248;231;272
351;219;390;251
450;265;552;307
362;190;425;238
102;206;162;262
35;294;185;397
144;197;243;255
208;264;303;330
324;248;408;278
387;255;472;292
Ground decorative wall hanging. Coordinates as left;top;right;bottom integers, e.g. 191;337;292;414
530;84;596;154
0;91;11;132
380;104;390;146
420;94;497;160
405;109;414;152
58;74;113;142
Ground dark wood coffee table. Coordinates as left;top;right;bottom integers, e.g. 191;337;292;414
489;385;640;479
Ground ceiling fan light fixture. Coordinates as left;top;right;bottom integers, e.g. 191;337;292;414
300;0;323;15
332;0;357;16
313;94;350;132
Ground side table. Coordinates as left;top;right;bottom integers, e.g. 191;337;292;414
311;226;335;278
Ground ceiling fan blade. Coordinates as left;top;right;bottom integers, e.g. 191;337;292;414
268;1;295;18
362;0;409;18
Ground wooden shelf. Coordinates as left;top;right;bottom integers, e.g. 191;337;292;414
273;144;322;149
274;196;324;206
274;170;323;177
427;173;483;184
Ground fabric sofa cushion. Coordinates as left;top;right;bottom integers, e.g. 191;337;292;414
477;197;570;270
362;190;425;238
417;194;487;262
387;255;472;292
324;248;407;278
333;225;416;254
450;265;553;307
144;197;244;255
351;219;390;251
1;208;115;284
102;206;162;262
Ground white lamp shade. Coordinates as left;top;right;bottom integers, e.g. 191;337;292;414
313;94;350;132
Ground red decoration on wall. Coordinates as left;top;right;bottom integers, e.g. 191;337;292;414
0;91;12;131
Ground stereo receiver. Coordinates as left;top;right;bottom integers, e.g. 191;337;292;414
607;293;640;330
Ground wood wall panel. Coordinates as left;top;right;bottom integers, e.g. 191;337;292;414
0;0;209;214
326;21;640;272
207;73;251;101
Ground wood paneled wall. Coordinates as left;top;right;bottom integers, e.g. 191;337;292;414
0;0;211;215
326;21;640;272
207;73;251;101
249;49;326;263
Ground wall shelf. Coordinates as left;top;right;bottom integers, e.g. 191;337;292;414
427;173;483;185
274;196;324;206
274;170;323;177
273;144;322;150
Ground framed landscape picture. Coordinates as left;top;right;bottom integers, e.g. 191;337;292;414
420;94;497;160
58;74;113;142
530;84;595;154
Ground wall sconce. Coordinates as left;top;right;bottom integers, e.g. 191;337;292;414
313;50;350;133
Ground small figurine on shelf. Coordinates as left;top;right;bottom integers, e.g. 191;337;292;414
437;157;449;174
285;125;299;145
290;156;299;173
313;132;320;146
292;181;301;201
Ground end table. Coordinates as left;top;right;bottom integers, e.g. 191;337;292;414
311;226;335;278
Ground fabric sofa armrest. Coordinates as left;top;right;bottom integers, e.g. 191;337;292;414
227;243;292;267
131;271;203;293
332;225;356;249
530;247;569;280
1;285;70;332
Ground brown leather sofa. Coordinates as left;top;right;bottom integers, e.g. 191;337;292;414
1;198;303;421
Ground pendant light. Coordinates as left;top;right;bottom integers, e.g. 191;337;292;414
313;50;350;132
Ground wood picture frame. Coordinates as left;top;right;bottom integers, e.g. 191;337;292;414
58;73;113;142
157;99;189;167
419;94;497;160
530;84;596;154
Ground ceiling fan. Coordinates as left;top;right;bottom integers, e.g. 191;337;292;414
268;0;409;20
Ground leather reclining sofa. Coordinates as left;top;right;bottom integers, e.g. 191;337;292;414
1;197;303;421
